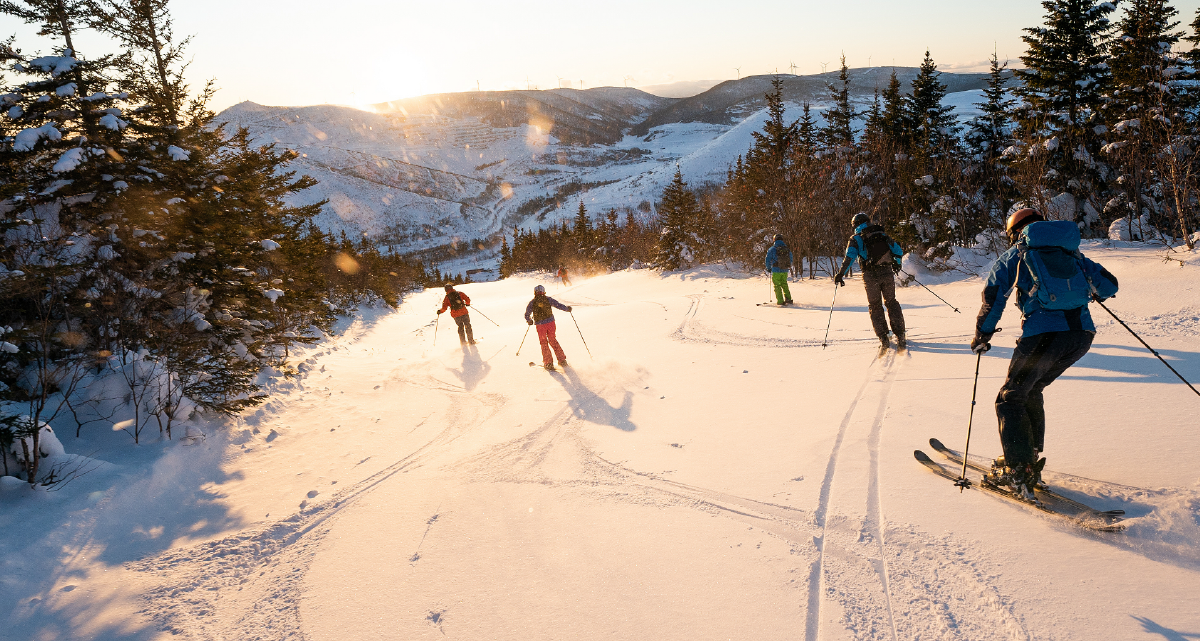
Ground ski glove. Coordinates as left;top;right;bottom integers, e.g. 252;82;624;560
891;262;901;274
437;309;444;314
527;319;534;326
971;331;993;354
566;306;573;312
834;273;846;287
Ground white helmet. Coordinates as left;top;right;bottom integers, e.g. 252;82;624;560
534;285;546;294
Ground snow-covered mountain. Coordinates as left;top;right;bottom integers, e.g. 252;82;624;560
216;69;1001;270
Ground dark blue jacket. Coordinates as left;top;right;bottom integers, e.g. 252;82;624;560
765;239;791;274
525;294;570;326
977;221;1119;338
843;223;903;272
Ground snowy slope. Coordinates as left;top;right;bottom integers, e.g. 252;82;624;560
3;243;1199;640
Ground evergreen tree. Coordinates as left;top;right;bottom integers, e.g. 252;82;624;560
906;50;959;158
654;168;701;270
821;55;856;149
1102;0;1182;237
1016;0;1118;225
967;53;1019;224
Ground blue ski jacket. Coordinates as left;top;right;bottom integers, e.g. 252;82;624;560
525;294;570;326
842;223;903;272
976;221;1119;339
765;239;791;274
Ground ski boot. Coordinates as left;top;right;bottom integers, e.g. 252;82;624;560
543;363;557;372
896;334;907;351
877;335;890;357
984;456;1040;503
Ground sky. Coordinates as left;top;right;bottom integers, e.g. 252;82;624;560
5;0;1200;111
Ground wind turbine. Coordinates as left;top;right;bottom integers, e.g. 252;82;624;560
820;61;829;73
789;61;797;75
735;67;741;79
623;75;634;87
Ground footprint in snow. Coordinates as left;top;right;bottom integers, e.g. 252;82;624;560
307;490;318;499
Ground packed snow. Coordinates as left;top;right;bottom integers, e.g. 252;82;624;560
2;242;1198;640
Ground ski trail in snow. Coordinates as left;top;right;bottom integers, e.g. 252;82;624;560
807;353;885;641
865;355;902;641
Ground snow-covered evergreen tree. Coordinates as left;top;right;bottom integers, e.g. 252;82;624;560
654;168;701;271
1016;0;1118;226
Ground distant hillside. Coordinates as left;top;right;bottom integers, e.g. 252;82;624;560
370;87;677;146
630;67;1004;135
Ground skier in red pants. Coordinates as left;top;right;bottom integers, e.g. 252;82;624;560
524;284;572;371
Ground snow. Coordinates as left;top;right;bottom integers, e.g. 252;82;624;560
55;82;76;97
167;145;190;161
0;341;17;353
260;239;281;251
51;147;86;173
263;288;284;302
99;113;127;130
13;123;62;151
2;243;1199;639
28;55;77;77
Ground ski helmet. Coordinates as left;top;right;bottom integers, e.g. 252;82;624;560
444;283;455;292
1005;208;1045;242
773;233;783;242
851;213;870;228
534;285;546;295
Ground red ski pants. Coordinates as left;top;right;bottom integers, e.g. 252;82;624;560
536;321;567;366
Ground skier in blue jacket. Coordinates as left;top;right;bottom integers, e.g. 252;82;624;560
972;208;1119;498
764;234;793;305
835;213;907;349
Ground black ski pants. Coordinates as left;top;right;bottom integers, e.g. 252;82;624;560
995;330;1093;468
862;268;905;340
454;314;474;344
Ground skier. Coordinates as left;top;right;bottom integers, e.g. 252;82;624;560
524;284;572;371
764;234;793;305
971;208;1119;499
437;283;475;346
557;267;572;287
833;213;907;350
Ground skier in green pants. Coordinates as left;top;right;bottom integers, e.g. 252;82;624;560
765;234;792;305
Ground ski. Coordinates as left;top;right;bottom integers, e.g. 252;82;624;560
756;302;793;307
928;438;1125;517
917;443;1124;531
529;361;561;371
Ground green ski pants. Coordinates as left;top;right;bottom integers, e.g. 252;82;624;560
772;272;792;304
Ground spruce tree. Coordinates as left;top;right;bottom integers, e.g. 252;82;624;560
821;55;856;150
1016;0;1117;224
654;168;700;271
1102;0;1182;237
906;50;959;158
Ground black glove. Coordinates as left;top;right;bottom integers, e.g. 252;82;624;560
436;309;444;315
834;273;845;287
566;306;573;312
971;331;994;354
891;262;901;274
526;319;534;326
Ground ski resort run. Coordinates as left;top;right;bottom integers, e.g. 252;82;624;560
2;242;1198;640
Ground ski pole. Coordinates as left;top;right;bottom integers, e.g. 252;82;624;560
956;350;983;492
433;313;440;346
570;311;593;359
1095;299;1200;397
469;306;500;327
821;282;839;349
517;324;530;357
898;269;960;313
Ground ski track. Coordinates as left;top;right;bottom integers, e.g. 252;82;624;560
131;287;1041;640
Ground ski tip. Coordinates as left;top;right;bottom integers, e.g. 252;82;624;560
929;437;946;450
914;450;933;462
